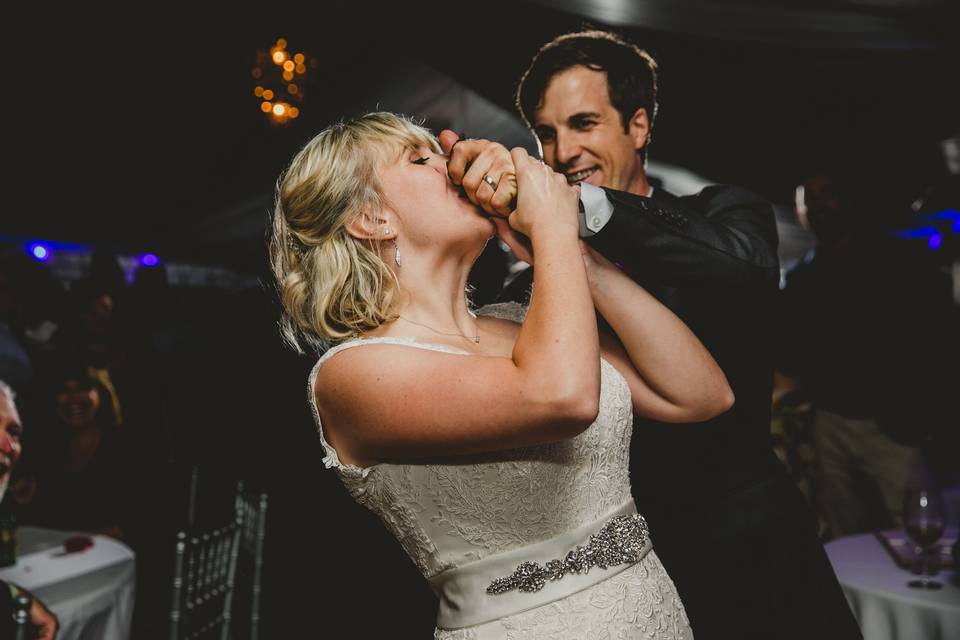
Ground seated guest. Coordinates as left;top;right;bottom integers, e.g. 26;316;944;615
16;362;131;541
779;172;953;537
0;380;59;640
51;277;128;427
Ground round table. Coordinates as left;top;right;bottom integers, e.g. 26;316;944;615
0;526;136;640
825;533;959;640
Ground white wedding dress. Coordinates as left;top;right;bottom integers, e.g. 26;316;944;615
308;303;693;639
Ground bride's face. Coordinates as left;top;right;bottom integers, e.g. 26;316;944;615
377;145;495;251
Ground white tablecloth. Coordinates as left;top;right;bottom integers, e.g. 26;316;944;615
0;526;136;640
825;533;960;640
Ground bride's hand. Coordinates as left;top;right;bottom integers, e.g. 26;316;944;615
508;148;579;239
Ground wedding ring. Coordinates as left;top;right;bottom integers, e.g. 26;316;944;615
482;174;497;190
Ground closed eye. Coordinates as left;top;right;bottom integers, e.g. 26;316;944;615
411;157;430;165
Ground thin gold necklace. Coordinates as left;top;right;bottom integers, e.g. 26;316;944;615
397;315;480;343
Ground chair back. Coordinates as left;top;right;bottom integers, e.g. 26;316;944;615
231;484;269;640
169;483;243;640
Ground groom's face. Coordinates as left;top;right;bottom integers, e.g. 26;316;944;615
532;65;647;194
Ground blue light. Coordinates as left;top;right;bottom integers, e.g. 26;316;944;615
29;243;51;261
894;226;938;240
953;219;960;234
928;234;942;250
140;253;160;267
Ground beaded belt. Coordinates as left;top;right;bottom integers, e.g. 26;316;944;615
429;500;651;630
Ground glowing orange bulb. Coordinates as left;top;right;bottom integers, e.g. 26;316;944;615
294;53;305;64
261;101;272;113
262;89;274;100
254;86;264;97
273;103;286;116
283;60;294;72
289;107;299;118
295;63;306;74
277;38;287;49
272;50;286;65
282;70;294;81
288;83;298;94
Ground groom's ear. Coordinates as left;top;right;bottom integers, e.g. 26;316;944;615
627;108;650;152
345;208;397;241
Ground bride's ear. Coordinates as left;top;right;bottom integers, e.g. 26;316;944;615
345;208;398;241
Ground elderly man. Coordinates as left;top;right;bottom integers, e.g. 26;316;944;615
443;29;860;640
0;381;59;639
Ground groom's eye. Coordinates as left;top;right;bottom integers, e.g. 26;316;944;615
411;157;429;165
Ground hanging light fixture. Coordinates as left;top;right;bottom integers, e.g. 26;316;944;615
251;37;316;125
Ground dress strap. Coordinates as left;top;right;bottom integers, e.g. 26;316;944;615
306;337;473;478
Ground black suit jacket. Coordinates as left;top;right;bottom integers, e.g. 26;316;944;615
498;185;782;513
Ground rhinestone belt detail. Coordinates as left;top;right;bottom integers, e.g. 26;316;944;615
486;513;649;595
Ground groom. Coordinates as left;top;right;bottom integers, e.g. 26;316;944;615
442;30;861;639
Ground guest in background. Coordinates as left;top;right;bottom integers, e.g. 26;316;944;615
779;171;954;537
0;253;37;396
51;277;128;427
0;380;59;640
16;361;132;541
769;368;825;536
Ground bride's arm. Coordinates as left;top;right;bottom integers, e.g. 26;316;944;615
316;150;600;465
584;243;734;423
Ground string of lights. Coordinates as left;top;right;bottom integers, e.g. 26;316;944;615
252;37;317;124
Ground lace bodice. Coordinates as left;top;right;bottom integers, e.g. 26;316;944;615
308;302;634;573
307;303;691;639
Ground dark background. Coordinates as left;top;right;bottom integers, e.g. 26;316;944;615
8;1;958;266
4;1;958;636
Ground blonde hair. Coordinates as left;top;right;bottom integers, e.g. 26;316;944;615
269;112;441;353
0;380;14;405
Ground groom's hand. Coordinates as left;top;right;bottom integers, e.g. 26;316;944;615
440;130;516;217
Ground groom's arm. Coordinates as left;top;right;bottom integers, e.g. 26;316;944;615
583;184;780;288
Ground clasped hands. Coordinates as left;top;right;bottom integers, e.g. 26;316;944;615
439;130;599;270
439;130;518;218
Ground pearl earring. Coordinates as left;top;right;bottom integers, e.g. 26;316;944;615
393;240;402;266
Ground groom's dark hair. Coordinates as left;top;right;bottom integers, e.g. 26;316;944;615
515;30;659;160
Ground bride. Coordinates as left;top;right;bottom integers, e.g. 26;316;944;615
270;112;732;639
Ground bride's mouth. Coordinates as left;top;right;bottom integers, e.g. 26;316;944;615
566;167;598;185
448;181;471;202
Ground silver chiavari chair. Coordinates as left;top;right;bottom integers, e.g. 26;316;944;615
231;483;269;640
168;480;243;640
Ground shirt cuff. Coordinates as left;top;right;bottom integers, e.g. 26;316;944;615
578;183;614;237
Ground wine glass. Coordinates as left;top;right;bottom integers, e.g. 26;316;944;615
903;487;945;589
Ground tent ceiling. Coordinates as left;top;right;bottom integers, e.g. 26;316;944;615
7;1;956;269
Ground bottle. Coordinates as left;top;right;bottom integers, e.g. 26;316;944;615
12;592;32;640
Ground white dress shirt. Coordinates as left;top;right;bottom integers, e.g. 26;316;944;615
578;183;655;238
